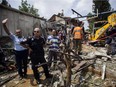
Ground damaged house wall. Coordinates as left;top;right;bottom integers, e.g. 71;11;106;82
0;4;50;39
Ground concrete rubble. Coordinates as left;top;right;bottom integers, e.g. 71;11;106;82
0;44;116;87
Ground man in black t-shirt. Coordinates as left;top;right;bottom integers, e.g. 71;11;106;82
21;28;52;84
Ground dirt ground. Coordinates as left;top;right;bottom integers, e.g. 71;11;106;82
2;67;49;87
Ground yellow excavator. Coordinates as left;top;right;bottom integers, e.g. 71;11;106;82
71;9;116;46
89;13;116;46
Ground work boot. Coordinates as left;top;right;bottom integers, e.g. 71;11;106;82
19;76;23;80
23;74;28;78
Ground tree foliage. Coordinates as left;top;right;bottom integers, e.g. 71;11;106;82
1;0;11;7
92;0;111;20
93;0;111;14
19;0;39;16
87;0;112;33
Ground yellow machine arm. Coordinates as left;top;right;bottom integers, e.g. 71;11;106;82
108;13;116;26
92;23;110;40
92;13;116;41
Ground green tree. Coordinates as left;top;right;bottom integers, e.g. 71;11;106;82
19;0;39;16
93;0;111;14
87;0;112;32
92;0;111;20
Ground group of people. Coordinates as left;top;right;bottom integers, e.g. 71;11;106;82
2;17;116;85
1;18;85;84
2;19;53;84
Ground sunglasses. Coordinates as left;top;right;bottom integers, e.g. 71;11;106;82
34;31;39;33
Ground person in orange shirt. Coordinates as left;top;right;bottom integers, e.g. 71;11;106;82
72;22;84;54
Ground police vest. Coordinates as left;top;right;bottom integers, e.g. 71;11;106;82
73;27;82;39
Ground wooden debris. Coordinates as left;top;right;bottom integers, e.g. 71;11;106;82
88;66;116;79
72;61;87;74
102;62;106;80
64;51;71;87
102;57;107;80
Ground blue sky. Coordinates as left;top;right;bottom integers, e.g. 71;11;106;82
7;0;116;29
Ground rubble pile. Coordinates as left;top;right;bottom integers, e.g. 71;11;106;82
79;45;116;87
1;44;116;87
0;54;16;73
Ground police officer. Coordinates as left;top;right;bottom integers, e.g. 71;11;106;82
2;18;28;80
21;28;52;84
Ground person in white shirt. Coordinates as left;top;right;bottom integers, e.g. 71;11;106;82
2;18;28;80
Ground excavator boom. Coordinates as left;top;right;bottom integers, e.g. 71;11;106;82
92;13;116;41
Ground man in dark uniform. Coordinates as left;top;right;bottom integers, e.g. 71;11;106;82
21;28;52;84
